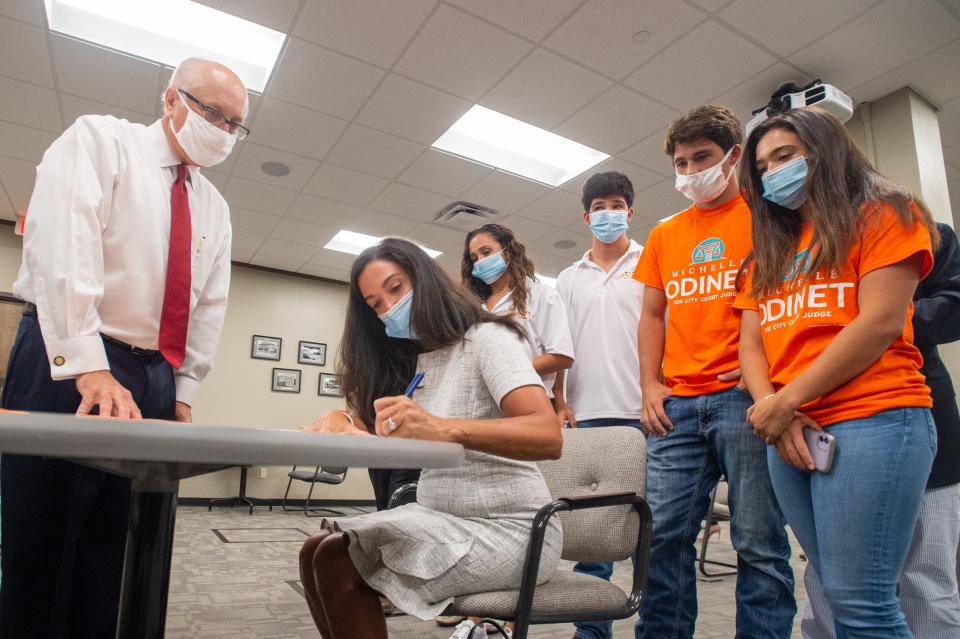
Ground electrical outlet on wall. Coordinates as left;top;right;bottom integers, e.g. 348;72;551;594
259;467;268;479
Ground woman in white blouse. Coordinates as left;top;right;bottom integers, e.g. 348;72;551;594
462;223;575;400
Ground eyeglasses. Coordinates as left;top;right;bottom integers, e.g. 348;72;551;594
178;89;251;140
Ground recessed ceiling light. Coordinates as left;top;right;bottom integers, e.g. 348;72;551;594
432;105;609;187
631;30;652;44
324;230;442;259
44;0;286;92
261;161;290;177
553;239;577;250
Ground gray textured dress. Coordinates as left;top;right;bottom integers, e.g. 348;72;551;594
323;322;563;620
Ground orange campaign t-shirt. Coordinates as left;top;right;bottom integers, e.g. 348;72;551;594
632;194;752;396
733;203;934;426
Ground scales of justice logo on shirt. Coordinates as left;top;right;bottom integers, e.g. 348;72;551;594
691;237;725;263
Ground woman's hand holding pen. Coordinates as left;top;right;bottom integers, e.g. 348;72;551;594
373;396;444;439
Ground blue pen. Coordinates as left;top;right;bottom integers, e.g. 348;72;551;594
404;372;425;398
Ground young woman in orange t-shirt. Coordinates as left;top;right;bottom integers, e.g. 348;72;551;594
734;107;938;638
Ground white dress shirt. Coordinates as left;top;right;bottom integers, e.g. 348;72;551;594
13;115;232;405
555;240;644;421
482;277;575;397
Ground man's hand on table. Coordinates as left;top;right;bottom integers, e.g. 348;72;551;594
76;370;142;419
174;401;192;423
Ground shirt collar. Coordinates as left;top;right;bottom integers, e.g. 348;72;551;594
146;119;199;182
574;239;643;269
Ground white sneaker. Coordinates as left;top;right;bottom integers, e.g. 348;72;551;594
449;619;487;639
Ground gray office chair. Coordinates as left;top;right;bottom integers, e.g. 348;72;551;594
442;426;652;639
281;465;347;517
698;478;736;578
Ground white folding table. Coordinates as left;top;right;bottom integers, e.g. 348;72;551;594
0;411;464;639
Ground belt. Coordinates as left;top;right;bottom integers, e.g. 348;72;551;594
23;302;160;357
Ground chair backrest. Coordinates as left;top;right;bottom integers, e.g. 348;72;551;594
537;427;646;563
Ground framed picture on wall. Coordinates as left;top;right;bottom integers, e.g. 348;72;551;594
318;373;343;397
251;335;282;360
272;368;301;393
298;341;326;366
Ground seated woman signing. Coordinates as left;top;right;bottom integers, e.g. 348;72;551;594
299;238;563;639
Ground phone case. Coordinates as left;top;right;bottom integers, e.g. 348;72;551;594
803;428;836;473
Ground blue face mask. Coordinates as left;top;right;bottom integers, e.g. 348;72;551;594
762;156;809;210
378;289;417;340
589;210;629;243
471;250;508;285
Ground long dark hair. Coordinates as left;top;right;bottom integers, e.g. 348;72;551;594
738;107;938;296
460;224;538;318
337;237;524;429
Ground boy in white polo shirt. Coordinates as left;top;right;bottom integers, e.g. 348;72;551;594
553;171;644;639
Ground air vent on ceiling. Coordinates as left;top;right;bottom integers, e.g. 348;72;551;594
433;201;498;230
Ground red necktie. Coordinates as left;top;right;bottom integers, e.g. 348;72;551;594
159;165;192;369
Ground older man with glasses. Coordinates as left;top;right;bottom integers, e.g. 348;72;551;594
0;57;247;639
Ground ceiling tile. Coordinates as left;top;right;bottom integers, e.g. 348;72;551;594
294;0;435;67
555;85;679;155
406;223;470;252
257;237;319;262
223;176;297;215
5;185;31;209
298;263;350;282
0;17;54;86
326;125;424;180
230;249;253;263
709;62;812;128
849;39;960;107
202;169;229;191
303;163;389;205
787;0;960;92
720;0;877;56
369;182;450;221
0;121;58;163
0;202;17;221
688;0;736;10
445;0;581;41
267;38;384;120
544;0;706;79
284;193;367;227
529;227;592;260
944;160;959;183
561;157;663;195
396;149;493;198
250;253;307;272
59;93;155;128
230;143;320;191
495;212;562;243
51;35;162;115
939;99;960;149
624;21;776;112
355;74;471;145
232;231;267;253
460;171;552;215
0;0;45;25
195;0;301;33
943;143;960;168
394;4;531;101
307;248;361;271
0;156;37;190
0;75;61;132
633;178;691;223
564;216;595;239
482;48;613;130
230;207;280;236
619;128;673;177
343;209;419;236
514;188;584;225
269;218;338;247
249;97;348;159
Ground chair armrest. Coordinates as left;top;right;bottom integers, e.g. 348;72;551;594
513;491;653;631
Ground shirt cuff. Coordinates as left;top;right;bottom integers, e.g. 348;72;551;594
175;375;200;406
45;335;109;380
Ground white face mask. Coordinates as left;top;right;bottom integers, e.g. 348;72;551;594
674;146;736;204
168;91;237;167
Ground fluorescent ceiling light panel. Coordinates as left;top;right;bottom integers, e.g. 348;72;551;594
432;105;610;187
325;230;442;259
44;0;285;92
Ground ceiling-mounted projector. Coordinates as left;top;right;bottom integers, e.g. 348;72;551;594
745;80;854;136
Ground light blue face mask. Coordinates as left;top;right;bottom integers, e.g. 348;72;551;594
589;210;629;243
762;156;809;210
378;289;417;340
471;250;508;285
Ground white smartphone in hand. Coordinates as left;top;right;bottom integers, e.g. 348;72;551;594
803;428;836;473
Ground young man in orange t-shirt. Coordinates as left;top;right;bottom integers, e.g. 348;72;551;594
632;106;795;639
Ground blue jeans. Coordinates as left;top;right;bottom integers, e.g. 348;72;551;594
572;418;643;639
769;407;936;639
636;386;796;639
